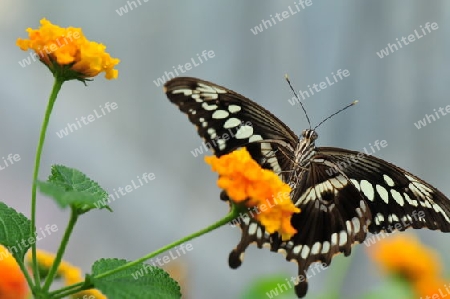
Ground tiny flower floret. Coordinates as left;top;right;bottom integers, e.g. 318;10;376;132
205;148;300;240
17;18;119;80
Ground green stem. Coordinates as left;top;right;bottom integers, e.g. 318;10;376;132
94;205;241;280
42;208;79;292
31;77;64;287
49;206;240;298
17;260;36;293
49;282;84;299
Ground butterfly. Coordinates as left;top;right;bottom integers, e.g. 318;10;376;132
164;77;450;298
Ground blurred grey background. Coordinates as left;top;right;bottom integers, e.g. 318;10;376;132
1;1;450;298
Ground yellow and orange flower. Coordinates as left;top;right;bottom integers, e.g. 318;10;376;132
369;233;447;298
26;249;106;299
17;18;119;80
205;148;300;240
0;245;30;299
368;234;441;282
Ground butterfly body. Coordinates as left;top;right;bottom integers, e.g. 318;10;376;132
164;77;450;298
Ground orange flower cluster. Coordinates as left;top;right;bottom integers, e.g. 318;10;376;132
369;234;448;298
0;245;29;299
25;249;106;299
205;148;300;240
17;18;119;80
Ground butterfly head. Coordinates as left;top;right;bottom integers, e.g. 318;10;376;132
301;129;318;141
292;129;318;168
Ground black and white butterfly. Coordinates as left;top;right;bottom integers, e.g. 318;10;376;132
164;77;450;298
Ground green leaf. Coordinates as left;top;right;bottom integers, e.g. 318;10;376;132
90;258;181;299
37;165;111;213
240;274;297;299
0;202;33;260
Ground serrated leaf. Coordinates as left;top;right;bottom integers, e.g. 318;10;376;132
0;202;33;260
37;165;111;213
240;274;297;299
91;258;181;299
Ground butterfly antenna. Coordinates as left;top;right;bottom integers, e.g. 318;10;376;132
285;74;311;129
313;100;359;130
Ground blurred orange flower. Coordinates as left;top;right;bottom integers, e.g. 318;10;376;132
26;249;106;299
369;234;448;298
369;234;441;281
205;148;300;240
0;245;30;299
415;277;449;299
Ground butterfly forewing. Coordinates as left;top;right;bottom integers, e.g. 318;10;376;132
164;77;298;178
164;77;450;298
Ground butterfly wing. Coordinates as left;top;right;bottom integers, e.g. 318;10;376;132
275;147;450;297
317;147;450;233
164;77;298;177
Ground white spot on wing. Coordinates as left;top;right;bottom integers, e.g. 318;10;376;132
339;231;347;246
202;102;218;111
172;88;193;96
403;193;418;207
356;208;363;218
223;118;241;129
197;83;227;94
311;242;321;255
293;245;302;255
331;233;338;246
217;139;226;150
329;176;347;189
360;180;375;201
375;213;384;225
360;200;367;213
391;190;404;206
346;220;352;235
212;110;229;119
207;128;217;139
301;245;310;259
376;184;389;204
350;179;360;191
228;105;242;113
248;223;258;235
249;134;263;142
383;174;395;187
257;228;262;239
202;93;218;100
321;241;330;254
235;125;254;139
352;218;361;234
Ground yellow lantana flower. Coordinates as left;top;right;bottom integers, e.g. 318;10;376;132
369;234;447;298
205;148;300;240
26;249;106;299
17;18;119;80
369;234;441;282
0;245;30;299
